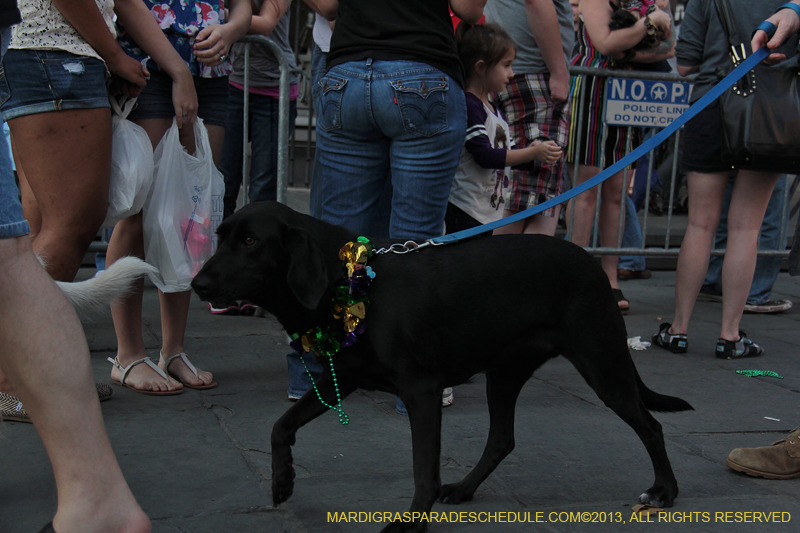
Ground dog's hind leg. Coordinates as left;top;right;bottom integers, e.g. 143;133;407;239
565;352;679;507
381;386;444;533
439;367;531;505
271;374;356;506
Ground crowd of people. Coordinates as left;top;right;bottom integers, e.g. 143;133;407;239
1;0;800;530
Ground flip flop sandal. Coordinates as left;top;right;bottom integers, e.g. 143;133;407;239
159;352;218;390
108;356;183;396
612;288;630;315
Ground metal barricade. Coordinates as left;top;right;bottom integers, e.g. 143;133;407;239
566;65;795;261
238;34;304;205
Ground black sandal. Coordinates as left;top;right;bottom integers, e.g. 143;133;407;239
612;288;629;315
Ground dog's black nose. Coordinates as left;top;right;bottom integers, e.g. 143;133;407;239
191;273;212;299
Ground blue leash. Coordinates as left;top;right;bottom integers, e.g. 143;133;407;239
433;40;774;245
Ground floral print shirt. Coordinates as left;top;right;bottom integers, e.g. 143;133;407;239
118;0;232;78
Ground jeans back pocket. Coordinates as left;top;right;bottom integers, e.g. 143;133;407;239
390;76;449;137
317;74;348;132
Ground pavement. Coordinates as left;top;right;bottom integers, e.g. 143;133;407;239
3;190;800;533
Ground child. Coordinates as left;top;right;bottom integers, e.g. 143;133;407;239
446;23;562;234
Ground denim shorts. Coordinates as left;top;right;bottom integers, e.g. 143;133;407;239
128;69;229;127
0;49;110;121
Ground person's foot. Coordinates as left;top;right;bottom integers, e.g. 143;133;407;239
617;268;652;281
611;288;630;315
715;332;763;359
237;301;258;316
727;426;800;479
207;301;239;315
159;352;216;389
52;482;152;533
651;322;688;354
110;354;183;394
442;387;454;408
743;299;793;314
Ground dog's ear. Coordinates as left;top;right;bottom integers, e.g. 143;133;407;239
285;228;329;310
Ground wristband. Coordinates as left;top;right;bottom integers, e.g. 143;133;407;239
776;2;800;18
752;20;777;39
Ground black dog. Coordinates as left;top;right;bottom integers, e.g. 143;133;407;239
192;201;692;533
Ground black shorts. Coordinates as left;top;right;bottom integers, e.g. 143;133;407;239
681;100;731;173
128;69;229;127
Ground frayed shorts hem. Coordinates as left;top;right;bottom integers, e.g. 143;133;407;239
0;98;110;121
0;220;30;239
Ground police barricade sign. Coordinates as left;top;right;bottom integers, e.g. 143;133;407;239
604;78;693;127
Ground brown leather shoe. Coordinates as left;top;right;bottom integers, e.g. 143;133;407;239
617;268;652;281
727;426;800;479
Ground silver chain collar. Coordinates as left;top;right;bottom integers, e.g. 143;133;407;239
373;239;446;255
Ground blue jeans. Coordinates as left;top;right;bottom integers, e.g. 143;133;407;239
219;86;298;219
618;194;646;271
702;175;787;304
0;27;28;240
316;59;466;241
289;46;330;397
308;45;327;219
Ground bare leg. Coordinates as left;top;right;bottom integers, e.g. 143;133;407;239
597;169;626;294
569;165;628;306
670;171;727;335
108;118;216;389
0;237;150;533
9;109;112;281
493;205;561;237
719;171;780;340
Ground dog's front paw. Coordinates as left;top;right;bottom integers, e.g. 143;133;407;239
379;519;428;533
438;482;475;505
271;462;296;506
638;483;677;508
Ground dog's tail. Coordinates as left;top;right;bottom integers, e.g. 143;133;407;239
635;371;694;412
55;257;157;318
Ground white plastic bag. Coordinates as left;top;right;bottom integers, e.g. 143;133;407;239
102;97;154;228
143;118;225;293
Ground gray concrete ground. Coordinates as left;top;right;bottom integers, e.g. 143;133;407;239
3;190;800;532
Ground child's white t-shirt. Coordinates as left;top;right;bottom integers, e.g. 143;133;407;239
449;92;513;225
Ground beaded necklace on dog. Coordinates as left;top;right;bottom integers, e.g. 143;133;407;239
288;237;376;425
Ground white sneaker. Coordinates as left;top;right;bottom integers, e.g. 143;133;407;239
743;299;793;314
442;387;454;408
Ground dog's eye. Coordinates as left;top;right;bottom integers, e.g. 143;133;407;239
244;237;256;247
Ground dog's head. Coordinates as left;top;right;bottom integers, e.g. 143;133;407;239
192;202;332;315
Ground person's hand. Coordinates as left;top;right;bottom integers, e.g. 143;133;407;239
751;7;800;64
193;24;236;66
531;140;563;165
549;69;570;104
106;51;149;97
172;70;199;129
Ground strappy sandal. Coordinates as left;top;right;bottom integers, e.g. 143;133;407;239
612;288;630;315
108;356;183;396
159;352;218;390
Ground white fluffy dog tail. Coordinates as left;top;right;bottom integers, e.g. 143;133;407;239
55;257;158;318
